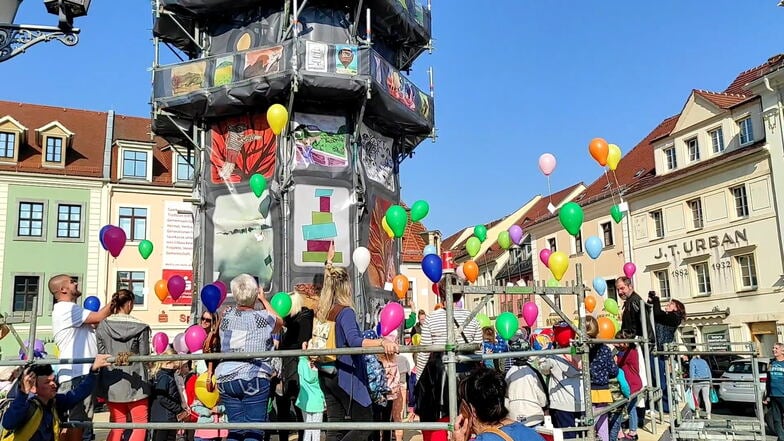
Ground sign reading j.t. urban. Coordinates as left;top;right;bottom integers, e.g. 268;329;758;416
654;229;747;260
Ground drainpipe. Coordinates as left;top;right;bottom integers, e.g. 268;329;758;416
97;111;115;301
763;77;784;276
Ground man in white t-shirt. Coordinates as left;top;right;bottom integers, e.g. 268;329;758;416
49;274;112;441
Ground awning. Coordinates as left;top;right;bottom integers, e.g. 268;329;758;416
684;306;730;322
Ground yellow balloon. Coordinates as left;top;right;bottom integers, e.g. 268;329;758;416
607;144;622;171
382;216;394;238
548;251;569;281
266;104;289;136
412;334;421;345
195;372;219;408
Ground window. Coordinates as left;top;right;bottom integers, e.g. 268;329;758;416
688;198;703;229
692;262;712;295
0;132;15;158
687;138;700;162
13;276;39;312
653;270;671;299
117;271;145;305
731;185;749;217
739;117;754;145
547;238;557;252
17;202;44;237
735;254;758;290
45;137;63;163
175;150;194;181
605;279;618;301
664;147;677;170
601;222;614;246
651;210;664;238
56;204;81;239
122;150;149;179
710;127;725;153
573;230;583;254
118;207;147;241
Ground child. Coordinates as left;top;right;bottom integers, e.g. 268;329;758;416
373;332;401;441
296;351;325;441
586;317;618;441
150;347;189;441
616;330;643;441
192;398;227;441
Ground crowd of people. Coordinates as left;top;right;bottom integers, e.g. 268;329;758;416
24;259;784;441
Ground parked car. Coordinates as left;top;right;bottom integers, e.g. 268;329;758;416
706;354;743;379
718;359;769;403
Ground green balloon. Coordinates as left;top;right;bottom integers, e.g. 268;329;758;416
546;278;559;287
473;225;488;243
475;313;491;328
497;231;511;250
610;205;625;223
558;202;584;236
608;316;620;334
250;173;267;198
270;291;292;317
466;236;481;258
410;200;430;222
604;298;619;316
495;312;519;341
138;240;153;260
386;205;407;238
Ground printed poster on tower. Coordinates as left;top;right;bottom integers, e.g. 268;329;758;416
201;112;282;297
162;201;195;306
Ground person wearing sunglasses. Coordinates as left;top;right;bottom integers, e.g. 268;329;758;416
200;312;215;331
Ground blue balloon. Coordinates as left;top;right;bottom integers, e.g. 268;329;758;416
84;296;101;312
585;236;603;260
201;284;221;313
593;277;607;296
423;245;437;256
421;254;443;283
99;225;113;250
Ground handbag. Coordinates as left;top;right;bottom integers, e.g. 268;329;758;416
709;387;719;404
684;387;697;411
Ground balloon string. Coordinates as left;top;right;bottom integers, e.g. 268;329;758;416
612;170;622;201
604;169;617;205
547;176;553;206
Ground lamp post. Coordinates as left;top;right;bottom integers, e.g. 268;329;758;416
0;0;90;63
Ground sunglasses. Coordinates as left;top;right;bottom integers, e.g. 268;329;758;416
200;317;212;323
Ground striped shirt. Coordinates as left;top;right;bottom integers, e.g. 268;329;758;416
415;308;483;373
215;307;276;382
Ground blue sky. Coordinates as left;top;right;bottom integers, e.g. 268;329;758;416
3;1;783;237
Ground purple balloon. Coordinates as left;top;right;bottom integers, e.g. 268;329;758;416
508;225;524;245
213;280;228;306
104;226;127;258
168;275;186;300
99;225;113;250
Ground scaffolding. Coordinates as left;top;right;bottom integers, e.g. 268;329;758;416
0;263;672;441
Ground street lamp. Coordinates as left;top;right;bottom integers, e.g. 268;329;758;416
0;0;90;63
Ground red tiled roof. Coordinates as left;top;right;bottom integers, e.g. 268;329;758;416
693;90;754;109
112;114;176;185
401;211;429;263
441;228;468;251
0;100;107;177
724;54;784;95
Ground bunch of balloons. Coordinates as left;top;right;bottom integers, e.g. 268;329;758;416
154;275;188;302
381;200;430;239
99;225;155;260
199;281;228;313
456;260;479;283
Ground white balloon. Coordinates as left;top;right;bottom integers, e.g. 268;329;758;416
352;247;371;274
456;264;466;281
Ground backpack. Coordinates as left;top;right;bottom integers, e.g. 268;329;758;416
362;330;392;406
310;305;346;364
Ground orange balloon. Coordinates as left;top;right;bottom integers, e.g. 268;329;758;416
585;295;597;313
597;317;615;339
392;275;410;300
154;279;169;302
589;138;609;166
463;260;479;283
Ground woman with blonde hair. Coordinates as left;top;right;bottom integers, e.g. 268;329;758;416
316;243;399;441
96;289;151;441
150;347;188;441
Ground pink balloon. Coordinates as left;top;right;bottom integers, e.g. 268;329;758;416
104;226;127;258
508;225;524;245
623;262;637;279
213;280;227;306
184;324;207;353
539;249;552;268
522;301;539;327
168;276;186;300
152;332;169;355
456;264;466;281
538;153;557;176
380;302;404;337
173;333;188;354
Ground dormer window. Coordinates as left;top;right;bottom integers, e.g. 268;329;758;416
45;136;64;163
0;132;15;159
117;141;153;182
0;115;27;163
174;148;194;183
36;121;72;168
664;147;677;170
687;138;700;162
738;117;754;145
710;127;725;153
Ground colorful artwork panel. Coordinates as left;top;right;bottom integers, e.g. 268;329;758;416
209;114;276;185
293;185;351;267
359;124;395;193
292;114;349;170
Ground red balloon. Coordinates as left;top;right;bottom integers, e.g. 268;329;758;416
432;283;440;296
553;323;575;348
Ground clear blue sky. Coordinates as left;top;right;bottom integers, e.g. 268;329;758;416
3;1;783;237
